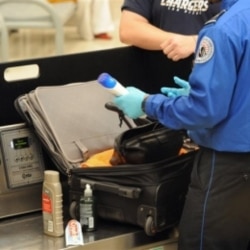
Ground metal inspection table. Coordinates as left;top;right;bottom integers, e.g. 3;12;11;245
0;212;178;250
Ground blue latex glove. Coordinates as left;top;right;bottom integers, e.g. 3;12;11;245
113;86;147;119
161;76;190;98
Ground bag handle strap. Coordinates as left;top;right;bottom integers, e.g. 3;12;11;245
74;140;89;161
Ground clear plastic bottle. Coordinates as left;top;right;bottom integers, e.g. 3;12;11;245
80;184;96;232
42;170;64;237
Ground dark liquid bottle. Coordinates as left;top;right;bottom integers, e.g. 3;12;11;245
79;184;96;232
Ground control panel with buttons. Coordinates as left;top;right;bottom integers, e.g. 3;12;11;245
0;123;45;189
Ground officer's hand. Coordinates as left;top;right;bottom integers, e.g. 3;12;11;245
161;76;190;98
113;87;147;119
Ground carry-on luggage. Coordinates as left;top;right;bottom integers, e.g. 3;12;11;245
14;79;196;236
14;80;132;173
69;150;195;236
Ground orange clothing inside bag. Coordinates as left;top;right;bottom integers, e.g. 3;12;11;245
81;147;189;168
179;147;188;155
81;149;114;168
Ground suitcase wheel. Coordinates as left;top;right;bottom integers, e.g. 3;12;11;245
145;216;156;236
69;200;78;219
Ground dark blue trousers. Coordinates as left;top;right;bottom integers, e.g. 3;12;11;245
178;147;250;250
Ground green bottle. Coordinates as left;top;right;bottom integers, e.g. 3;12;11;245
80;184;96;232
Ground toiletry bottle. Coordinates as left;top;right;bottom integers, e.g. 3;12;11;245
42;170;64;237
97;72;147;119
80;184;96;232
97;72;128;96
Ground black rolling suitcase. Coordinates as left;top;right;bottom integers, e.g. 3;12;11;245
14;79;196;236
69;150;195;236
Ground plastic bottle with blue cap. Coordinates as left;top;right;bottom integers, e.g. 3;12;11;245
97;72;128;96
97;72;147;119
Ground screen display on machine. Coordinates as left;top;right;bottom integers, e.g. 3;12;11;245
11;137;30;150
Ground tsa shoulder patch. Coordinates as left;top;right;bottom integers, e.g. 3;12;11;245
194;36;214;64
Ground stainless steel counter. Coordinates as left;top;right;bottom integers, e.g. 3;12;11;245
0;212;178;250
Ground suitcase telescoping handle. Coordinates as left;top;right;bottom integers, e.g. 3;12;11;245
80;178;141;199
105;102;152;128
105;102;133;129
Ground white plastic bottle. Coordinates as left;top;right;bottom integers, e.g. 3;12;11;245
98;72;147;119
97;72;129;96
42;170;64;237
80;184;96;232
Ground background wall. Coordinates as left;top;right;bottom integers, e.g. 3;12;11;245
5;0;125;62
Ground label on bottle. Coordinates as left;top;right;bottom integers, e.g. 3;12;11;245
48;220;54;233
88;217;94;228
80;202;95;230
42;193;52;213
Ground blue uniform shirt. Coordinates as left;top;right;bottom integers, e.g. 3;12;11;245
145;0;250;152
